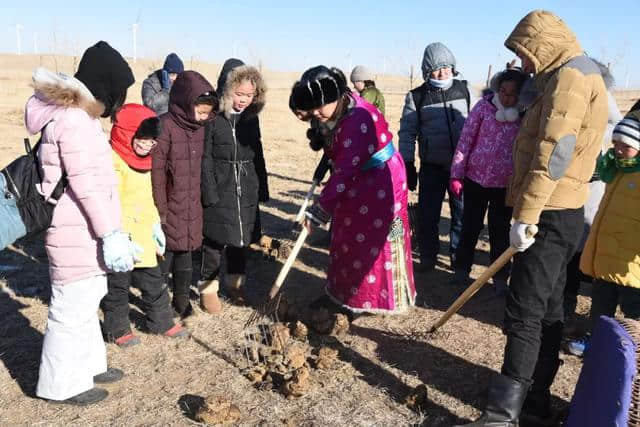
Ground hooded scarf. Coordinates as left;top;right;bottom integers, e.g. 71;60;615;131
111;104;159;171
74;41;134;118
168;70;215;131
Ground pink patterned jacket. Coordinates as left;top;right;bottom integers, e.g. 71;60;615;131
450;95;521;188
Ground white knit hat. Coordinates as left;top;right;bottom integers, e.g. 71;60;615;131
350;65;372;83
613;117;640;150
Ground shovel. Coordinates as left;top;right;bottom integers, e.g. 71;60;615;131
428;225;538;334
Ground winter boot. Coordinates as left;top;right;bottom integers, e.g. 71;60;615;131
172;269;193;318
455;374;529;426
521;323;563;426
94;367;124;384
49;388;109;406
198;279;222;314
520;359;561;426
226;274;246;305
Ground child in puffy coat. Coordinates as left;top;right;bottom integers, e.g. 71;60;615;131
200;59;268;309
30;42;139;406
449;69;527;290
152;71;217;319
101;104;188;347
568;114;640;355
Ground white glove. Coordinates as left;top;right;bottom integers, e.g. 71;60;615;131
509;221;536;252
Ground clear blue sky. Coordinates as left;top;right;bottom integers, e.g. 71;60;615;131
1;1;638;87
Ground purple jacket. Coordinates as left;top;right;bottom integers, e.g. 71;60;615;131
25;68;121;285
450;95;521;188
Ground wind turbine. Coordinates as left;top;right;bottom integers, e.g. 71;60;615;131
16;24;23;55
132;9;142;63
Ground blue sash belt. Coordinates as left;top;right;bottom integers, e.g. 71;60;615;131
361;142;396;171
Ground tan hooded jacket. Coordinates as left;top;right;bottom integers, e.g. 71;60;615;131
505;10;608;224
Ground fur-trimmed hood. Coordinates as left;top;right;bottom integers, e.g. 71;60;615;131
217;62;266;119
25;67;104;135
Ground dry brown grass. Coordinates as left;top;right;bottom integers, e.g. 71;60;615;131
0;53;636;426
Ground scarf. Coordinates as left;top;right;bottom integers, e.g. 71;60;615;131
428;77;453;89
596;148;640;183
491;95;519;122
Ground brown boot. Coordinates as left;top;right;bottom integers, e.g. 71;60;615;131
226;274;246;305
198;279;222;314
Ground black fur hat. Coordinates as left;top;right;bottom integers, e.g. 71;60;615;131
134;117;161;140
291;66;348;111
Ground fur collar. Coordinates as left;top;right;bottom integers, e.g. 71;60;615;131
31;67;105;118
219;65;266;120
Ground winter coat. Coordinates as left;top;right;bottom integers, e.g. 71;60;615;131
142;71;170;115
450;94;521;188
110;104;161;268
112;153;160;267
360;87;385;116
504;10;608;225
580;170;640;288
398;79;471;168
25;68;122;285
151;71;214;251
202;63;268;247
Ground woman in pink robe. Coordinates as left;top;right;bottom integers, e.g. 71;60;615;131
291;66;415;314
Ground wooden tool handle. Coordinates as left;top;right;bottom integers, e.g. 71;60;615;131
294;181;318;224
429;224;538;333
268;226;309;299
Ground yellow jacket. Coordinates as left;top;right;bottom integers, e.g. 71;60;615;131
581;171;640;288
504;10;609;224
113;152;161;268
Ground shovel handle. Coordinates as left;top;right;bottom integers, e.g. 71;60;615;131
268;226;309;299
429;224;538;333
294;181;318;224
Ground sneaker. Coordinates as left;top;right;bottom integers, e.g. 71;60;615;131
164;324;189;339
114;333;141;348
564;335;590;357
94;367;124;384
49;387;108;406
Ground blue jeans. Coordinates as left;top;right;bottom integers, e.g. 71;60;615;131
417;164;463;262
0;173;26;250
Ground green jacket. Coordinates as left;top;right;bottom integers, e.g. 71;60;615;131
360;87;385;116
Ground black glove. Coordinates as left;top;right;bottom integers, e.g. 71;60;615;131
405;162;418;191
307;128;325;151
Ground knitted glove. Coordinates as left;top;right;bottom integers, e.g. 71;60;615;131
101;231;142;272
509;221;536;252
449;178;463;199
153;223;166;256
405;162;418;191
160;70;171;90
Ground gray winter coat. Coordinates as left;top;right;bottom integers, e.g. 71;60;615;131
399;42;472;168
398;80;471;167
142;71;170;115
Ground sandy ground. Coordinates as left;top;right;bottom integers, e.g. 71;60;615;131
0;54;635;426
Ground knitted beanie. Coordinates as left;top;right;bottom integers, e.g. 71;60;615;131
163;53;184;74
75;41;134;118
612;116;640;150
350;65;372;83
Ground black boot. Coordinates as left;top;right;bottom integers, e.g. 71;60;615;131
520;358;561;426
171;269;193;318
520;322;563;426
455;374;529;426
94;367;124;384
49;388;109;406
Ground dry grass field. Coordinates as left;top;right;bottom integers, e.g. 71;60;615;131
0;53;637;426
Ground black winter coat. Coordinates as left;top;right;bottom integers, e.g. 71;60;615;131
201;113;268;247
